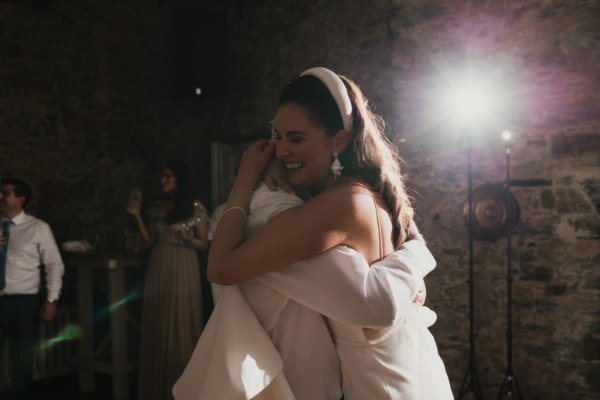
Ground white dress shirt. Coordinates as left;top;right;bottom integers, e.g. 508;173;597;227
1;211;64;302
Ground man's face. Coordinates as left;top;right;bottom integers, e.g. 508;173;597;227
0;184;24;217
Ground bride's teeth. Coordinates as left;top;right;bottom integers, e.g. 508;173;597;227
286;163;302;169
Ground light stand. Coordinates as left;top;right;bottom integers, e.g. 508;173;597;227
497;137;523;399
458;140;485;400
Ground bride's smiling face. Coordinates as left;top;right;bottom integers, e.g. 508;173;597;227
272;103;338;194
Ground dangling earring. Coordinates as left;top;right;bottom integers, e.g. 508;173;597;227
329;152;344;179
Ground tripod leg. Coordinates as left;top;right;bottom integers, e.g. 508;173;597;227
497;376;507;400
472;366;484;399
458;368;470;398
513;376;523;399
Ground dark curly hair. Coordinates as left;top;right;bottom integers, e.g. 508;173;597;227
163;160;195;225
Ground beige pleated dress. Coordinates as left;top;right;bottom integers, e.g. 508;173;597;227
137;201;208;400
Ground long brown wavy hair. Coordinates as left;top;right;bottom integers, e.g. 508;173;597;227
278;72;417;248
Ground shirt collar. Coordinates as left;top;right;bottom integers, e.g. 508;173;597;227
5;210;27;226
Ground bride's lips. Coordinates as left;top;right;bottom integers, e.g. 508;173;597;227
285;162;304;170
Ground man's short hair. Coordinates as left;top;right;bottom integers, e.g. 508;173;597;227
1;178;33;209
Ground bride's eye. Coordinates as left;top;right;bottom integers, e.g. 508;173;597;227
270;130;281;142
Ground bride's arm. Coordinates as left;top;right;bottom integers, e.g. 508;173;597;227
209;188;355;285
208;142;355;285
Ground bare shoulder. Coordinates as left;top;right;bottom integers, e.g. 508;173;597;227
300;182;375;226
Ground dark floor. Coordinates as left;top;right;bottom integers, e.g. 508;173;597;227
13;373;137;400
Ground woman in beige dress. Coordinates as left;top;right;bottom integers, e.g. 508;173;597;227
128;160;209;400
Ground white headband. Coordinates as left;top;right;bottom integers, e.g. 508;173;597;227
300;67;353;132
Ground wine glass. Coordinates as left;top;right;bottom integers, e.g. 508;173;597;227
129;187;142;206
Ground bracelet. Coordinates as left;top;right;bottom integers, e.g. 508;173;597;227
222;206;247;221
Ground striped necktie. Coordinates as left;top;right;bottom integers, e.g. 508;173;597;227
0;220;12;290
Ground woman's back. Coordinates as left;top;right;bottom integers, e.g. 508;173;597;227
319;184;453;399
329;182;395;265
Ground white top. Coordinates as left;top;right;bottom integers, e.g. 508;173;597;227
240;185;341;400
1;211;64;302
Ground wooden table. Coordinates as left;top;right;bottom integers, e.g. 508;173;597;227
67;252;146;400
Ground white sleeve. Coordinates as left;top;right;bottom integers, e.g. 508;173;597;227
38;222;64;303
259;240;436;328
247;184;303;235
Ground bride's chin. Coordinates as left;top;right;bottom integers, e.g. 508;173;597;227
287;172;304;186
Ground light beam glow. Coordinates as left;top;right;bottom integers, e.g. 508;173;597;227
38;323;83;351
95;285;143;320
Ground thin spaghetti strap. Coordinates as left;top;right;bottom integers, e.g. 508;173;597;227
372;196;383;260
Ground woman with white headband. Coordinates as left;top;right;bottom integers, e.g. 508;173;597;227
207;67;452;399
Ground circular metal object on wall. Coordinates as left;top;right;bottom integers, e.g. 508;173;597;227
463;183;520;242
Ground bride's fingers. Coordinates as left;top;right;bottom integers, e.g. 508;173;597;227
239;141;276;176
245;141;274;160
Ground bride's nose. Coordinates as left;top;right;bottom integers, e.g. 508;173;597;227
275;141;290;159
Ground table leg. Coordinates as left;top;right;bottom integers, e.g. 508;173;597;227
108;267;129;400
76;267;95;392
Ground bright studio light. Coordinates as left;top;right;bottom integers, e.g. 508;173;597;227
421;60;514;139
442;75;496;127
450;85;490;122
501;130;513;141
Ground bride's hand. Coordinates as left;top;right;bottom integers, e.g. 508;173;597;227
262;157;295;194
238;139;275;179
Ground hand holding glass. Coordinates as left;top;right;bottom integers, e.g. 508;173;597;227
127;188;143;216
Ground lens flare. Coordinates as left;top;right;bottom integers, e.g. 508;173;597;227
39;323;83;351
95;285;143;320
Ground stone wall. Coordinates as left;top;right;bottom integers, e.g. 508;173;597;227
0;0;224;248
1;0;598;398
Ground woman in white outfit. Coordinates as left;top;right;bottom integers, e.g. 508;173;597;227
207;67;453;399
174;183;436;400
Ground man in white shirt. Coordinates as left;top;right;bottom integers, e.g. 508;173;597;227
0;178;64;400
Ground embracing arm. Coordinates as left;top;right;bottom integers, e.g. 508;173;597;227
207;141;353;285
259;240;436;328
208;189;351;284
